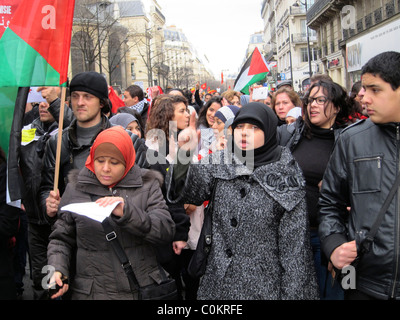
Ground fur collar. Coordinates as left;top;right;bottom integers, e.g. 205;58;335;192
67;165;164;194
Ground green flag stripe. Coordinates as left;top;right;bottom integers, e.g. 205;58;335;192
0;87;19;154
241;72;268;95
0;28;61;87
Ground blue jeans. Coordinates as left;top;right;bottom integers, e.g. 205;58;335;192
310;229;344;300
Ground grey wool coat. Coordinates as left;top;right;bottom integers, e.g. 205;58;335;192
167;147;319;300
47;166;175;300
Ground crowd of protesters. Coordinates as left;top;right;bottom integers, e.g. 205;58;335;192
1;51;400;300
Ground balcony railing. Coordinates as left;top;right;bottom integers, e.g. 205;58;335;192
291;33;317;43
306;0;332;22
290;6;306;15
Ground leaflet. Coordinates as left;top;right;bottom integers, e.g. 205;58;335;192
61;201;121;223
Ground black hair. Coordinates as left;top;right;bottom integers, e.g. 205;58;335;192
182;88;193;101
100;98;111;115
361;51;400;91
125;85;144;101
349;80;363;114
303;80;350;138
197;96;223;128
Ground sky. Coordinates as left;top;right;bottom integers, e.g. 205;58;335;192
156;0;264;79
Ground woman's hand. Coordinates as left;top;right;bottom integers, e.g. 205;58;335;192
173;241;187;255
96;196;125;217
49;271;69;299
184;204;197;214
215;135;228;150
177;111;200;152
46;189;60;217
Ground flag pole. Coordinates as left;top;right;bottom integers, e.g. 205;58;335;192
53;86;66;192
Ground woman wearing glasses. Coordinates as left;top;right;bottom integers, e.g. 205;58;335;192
277;80;351;300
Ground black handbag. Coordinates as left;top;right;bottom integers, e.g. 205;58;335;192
102;217;178;300
187;182;217;278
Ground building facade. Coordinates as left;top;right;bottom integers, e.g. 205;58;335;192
307;0;400;89
69;0;212;92
262;0;318;92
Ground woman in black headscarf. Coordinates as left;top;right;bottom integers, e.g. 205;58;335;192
166;102;319;300
231;102;282;169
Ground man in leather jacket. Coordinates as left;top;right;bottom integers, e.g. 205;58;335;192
20;87;73;299
319;51;400;300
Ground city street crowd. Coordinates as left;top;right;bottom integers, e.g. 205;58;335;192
1;51;400;301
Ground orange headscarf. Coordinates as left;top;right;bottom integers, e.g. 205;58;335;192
85;126;136;186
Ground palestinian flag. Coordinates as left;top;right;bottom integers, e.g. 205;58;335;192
0;0;75;87
234;47;269;95
0;0;75;152
0;0;75;204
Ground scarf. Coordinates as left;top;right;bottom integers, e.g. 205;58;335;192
231;102;281;169
85;126;136;187
129;99;147;114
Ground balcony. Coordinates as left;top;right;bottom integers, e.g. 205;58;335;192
341;4;400;41
291;32;317;44
307;0;351;29
290;6;306;15
264;43;277;61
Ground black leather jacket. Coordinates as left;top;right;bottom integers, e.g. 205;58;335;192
319;119;400;299
20;99;74;225
277;117;343;150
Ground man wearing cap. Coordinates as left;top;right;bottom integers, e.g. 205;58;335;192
39;71;113;221
276;80;293;90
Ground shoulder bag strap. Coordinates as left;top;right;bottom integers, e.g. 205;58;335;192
204;179;218;249
101;217;140;294
361;174;400;253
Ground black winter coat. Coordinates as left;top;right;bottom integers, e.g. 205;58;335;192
319;119;400;299
0;162;20;299
20;98;74;225
47;166;175;300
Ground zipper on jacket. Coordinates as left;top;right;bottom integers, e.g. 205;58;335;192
391;124;400;298
354;156;382;168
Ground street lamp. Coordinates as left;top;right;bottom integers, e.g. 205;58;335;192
292;0;313;85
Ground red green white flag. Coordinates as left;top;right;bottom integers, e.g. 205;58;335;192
0;0;75;153
0;0;75;87
0;1;75;204
234;47;269;95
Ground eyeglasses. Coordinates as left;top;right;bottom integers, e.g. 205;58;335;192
307;96;328;105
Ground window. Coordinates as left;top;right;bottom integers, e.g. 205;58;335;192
131;62;136;80
301;47;308;62
301;20;307;36
312;47;318;60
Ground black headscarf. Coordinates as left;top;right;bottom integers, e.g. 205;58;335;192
231;102;282;169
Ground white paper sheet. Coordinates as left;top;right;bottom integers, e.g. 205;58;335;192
61;201;121;223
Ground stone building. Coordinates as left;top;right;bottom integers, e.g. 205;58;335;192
307;0;400;89
262;0;318;92
69;0;211;91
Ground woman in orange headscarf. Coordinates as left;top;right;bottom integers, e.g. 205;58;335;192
47;126;175;300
